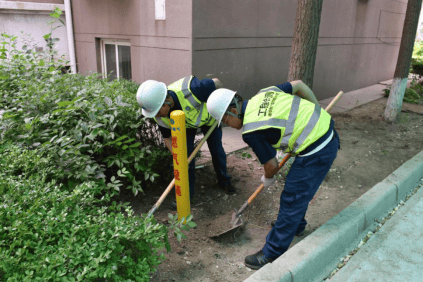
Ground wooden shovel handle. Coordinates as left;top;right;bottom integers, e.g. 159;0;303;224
246;154;291;204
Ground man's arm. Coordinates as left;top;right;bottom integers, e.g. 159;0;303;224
290;80;319;105
263;157;279;178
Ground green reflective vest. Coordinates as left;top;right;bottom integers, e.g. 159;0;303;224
154;76;214;129
242;86;331;154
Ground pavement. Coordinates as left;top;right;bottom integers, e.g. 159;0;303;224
196;79;423;282
329;179;423;282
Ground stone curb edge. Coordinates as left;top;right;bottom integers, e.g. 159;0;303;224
245;150;423;282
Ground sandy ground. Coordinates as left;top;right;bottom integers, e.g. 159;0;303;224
128;98;423;282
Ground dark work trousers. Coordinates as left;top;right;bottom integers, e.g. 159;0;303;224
186;125;231;200
262;130;340;259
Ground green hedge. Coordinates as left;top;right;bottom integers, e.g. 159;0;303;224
0;143;169;281
0;29;196;281
411;41;423;77
0;32;171;195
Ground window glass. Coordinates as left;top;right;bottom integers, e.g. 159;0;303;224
105;44;117;81
118;45;132;80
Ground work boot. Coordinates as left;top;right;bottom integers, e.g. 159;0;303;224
219;182;236;194
270;220;305;236
244;250;274;270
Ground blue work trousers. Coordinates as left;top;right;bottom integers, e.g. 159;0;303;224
262;131;340;259
186;125;231;199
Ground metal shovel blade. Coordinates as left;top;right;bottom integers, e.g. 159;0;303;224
209;209;244;239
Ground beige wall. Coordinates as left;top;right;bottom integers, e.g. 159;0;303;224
73;0;407;100
192;0;406;100
72;0;192;84
4;0;64;4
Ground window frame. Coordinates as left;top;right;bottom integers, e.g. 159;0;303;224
100;39;131;80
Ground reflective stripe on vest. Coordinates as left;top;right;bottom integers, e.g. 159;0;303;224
155;117;170;129
280;95;301;147
166;76;214;128
180;76;203;127
292;104;321;152
242;88;330;154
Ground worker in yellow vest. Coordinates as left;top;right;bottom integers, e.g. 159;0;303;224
136;76;235;208
207;80;340;269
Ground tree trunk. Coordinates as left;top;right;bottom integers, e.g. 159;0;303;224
384;0;423;122
287;0;324;88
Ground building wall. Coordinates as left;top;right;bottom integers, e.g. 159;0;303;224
71;0;192;85
0;1;68;60
4;0;64;4
192;0;406;100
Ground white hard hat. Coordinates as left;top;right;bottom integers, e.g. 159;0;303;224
207;88;237;126
136;80;167;118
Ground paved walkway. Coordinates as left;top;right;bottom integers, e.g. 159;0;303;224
245;151;423;282
330;180;423;282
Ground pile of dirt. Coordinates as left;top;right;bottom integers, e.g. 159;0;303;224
128;98;423;282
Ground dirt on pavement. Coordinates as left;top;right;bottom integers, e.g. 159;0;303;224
128;97;423;282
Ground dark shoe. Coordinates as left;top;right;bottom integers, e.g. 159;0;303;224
219;183;236;194
244;250;274;270
270;220;305;236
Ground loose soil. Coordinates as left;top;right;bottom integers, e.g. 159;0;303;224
129;98;423;282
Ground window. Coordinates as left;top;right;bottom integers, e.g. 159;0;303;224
100;39;132;81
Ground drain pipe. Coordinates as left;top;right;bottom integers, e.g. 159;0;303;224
64;0;76;74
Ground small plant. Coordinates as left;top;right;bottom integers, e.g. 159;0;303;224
382;82;423;105
167;214;197;243
44;7;66;65
241;151;252;159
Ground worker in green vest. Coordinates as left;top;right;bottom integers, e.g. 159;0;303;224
207;80;340;269
136;76;235;208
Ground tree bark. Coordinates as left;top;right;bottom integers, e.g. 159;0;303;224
287;0;324;88
384;0;423;122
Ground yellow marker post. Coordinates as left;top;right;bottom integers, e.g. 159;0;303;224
170;110;190;222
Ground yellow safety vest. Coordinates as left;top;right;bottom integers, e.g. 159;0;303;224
242;86;331;154
154;76;214;129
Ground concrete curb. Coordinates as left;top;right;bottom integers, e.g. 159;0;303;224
245;150;423;282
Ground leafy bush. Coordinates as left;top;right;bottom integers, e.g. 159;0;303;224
0;143;171;281
0;13;196;282
383;80;423;105
0;32;171;195
411;41;423;77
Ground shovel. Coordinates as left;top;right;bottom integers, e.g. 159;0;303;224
147;120;218;218
210;91;344;239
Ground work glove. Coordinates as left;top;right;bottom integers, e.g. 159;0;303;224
261;175;276;189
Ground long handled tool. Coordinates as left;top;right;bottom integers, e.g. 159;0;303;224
147;120;218;218
210;91;344;238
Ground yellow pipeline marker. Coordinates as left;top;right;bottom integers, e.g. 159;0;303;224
170;110;191;222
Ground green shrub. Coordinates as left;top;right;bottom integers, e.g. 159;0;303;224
383;80;423;105
0;143;171;281
0;32;171;195
411;41;423;77
0;15;196;282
